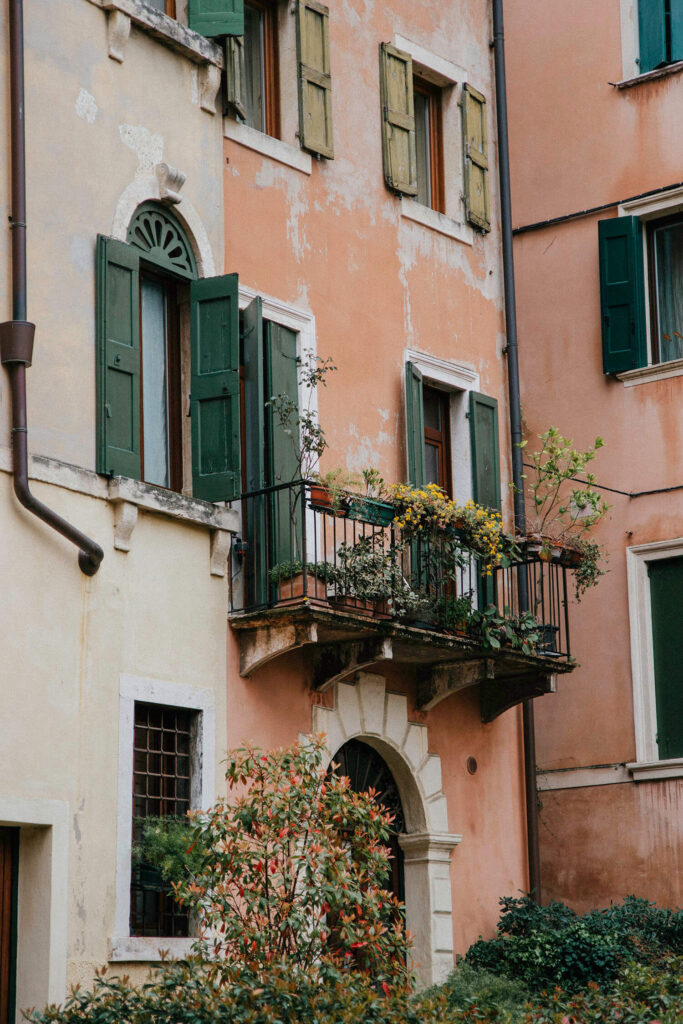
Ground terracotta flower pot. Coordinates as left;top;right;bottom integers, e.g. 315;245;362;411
277;573;328;605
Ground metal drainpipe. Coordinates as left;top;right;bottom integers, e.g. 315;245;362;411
1;0;103;575
491;0;541;901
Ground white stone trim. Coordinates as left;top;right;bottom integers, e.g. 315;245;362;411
617;357;683;387
0;797;69;1006
312;674;461;986
404;349;480;393
400;197;473;246
110;675;215;962
537;764;631;791
626;537;683;764
619;185;683;219
224;119;312;175
84;0;224;68
627;757;683;782
393;34;467;87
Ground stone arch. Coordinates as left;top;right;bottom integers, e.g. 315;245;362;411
111;174;216;277
312;672;462;987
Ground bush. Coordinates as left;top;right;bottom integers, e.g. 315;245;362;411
465;894;683;994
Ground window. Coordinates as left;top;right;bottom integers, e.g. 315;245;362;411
379;44;488;231
97;203;242;502
422;385;452;493
638;1;683;73
599;210;683;373
130;703;194;938
234;0;280;136
413;78;444;212
627;540;683;771
144;0;176;15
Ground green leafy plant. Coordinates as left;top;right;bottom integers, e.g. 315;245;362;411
267;350;337;483
434;593;474;632
467;606;541;654
334;537;426;617
268;559;339;585
132;815;205;887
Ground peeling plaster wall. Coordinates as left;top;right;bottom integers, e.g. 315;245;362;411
505;0;683;908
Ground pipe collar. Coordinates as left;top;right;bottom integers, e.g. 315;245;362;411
0;320;35;365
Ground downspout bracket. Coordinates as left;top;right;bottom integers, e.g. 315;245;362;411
0;320;34;365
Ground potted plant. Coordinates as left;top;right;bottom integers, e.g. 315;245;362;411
345;469;395;527
268;560;333;604
309;467;359;515
519;426;610;599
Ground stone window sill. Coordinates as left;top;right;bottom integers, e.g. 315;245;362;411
614;60;683;89
224;118;312;175
400;197;473;246
626;758;683;782
617;357;683;387
86;0;223;68
109;936;194;962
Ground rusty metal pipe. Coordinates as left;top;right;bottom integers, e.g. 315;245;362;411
2;0;102;575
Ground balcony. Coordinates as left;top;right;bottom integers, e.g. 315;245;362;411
229;481;575;721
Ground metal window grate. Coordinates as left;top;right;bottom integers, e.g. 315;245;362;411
130;702;193;938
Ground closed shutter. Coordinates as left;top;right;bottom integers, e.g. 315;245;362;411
225;35;247;119
190;274;241;501
265;323;301;567
671;2;683;63
380;43;417;196
405;361;425;486
469;392;501;511
188;0;244;38
648;556;683;759
598;217;647;374
461;84;490;232
296;0;334;158
242;296;268;607
638;1;667;72
96;236;142;479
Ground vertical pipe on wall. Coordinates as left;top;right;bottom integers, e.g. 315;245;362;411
1;0;103;575
491;0;541;901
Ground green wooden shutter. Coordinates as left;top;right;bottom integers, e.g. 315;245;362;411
190;273;241;501
671;1;683;63
296;0;334;158
598;217;647;374
461;84;490;232
225;35;247;119
469;392;501;511
96;236;141;479
188;0;243;38
265;323;301;567
405;361;425;486
242;296;268;606
638;1;667;72
379;43;417;196
648;556;683;759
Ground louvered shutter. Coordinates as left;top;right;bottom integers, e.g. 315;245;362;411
405;361;425;486
671;1;683;63
188;0;244;38
380;43;417;196
649;556;683;759
469;392;501;512
96;236;141;479
265;322;301;566
190;274;241;501
225;35;247;119
243;296;268;606
598;217;647;374
638;1;667;72
461;84;490;232
296;0;334;158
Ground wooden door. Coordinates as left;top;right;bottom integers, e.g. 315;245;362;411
0;828;18;1024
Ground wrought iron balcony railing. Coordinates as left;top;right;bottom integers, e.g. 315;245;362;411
230;480;571;662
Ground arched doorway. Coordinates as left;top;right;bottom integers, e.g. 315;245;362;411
330;738;405;904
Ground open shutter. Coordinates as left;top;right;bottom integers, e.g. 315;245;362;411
188;0;244;38
405;361;425;486
296;0;334;158
225;35;247;119
598;217;647;374
380;43;417;196
265;323;301;567
243;296;268;606
671;2;683;63
461;84;490;232
649;556;683;759
96;236;141;479
638;1;667;72
469;392;501;512
190;274;241;501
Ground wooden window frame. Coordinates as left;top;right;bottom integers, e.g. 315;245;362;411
245;0;280;138
423;385;452;496
413;77;445;215
646;211;683;365
138;267;184;493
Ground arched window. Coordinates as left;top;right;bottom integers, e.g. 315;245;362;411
330;739;405;903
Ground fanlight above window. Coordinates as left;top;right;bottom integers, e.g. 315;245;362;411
127;203;197;280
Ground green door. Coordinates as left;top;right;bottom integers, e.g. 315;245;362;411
649;556;683;759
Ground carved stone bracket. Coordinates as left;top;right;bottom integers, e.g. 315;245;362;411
417;658;495;710
107;9;131;62
480;673;557;724
198;63;221;114
113;500;138;551
155;162;186;205
312;637;394;692
239;621;319;677
209;529;231;577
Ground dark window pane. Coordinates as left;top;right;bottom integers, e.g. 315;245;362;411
425;442;439;486
244;4;266;131
414;88;431;208
654;219;683;364
423;387;442;431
